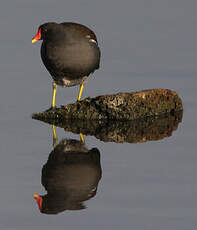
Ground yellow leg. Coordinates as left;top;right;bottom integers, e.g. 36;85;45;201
80;133;85;143
77;84;84;101
52;81;58;108
52;124;58;148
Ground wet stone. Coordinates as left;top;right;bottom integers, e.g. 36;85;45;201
32;89;183;123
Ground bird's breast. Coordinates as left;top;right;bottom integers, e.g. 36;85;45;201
44;41;99;69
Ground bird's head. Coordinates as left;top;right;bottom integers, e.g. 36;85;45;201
32;22;60;43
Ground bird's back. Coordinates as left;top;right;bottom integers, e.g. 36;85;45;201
60;22;98;43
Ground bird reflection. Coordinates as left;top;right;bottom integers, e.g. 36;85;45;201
33;126;102;214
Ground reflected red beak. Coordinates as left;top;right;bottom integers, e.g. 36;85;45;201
32;28;41;43
33;194;42;211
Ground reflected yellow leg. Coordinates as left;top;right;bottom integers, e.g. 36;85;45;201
52;124;58;148
80;133;85;143
52;81;58;108
77;84;84;101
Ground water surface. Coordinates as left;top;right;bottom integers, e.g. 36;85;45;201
0;0;197;229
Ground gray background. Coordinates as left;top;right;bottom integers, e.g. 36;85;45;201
0;0;197;229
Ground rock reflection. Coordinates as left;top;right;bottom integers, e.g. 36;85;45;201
33;111;183;143
33;138;102;214
60;111;182;143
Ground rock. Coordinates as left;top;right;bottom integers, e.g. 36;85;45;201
32;89;183;122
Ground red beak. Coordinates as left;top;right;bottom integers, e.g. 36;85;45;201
33;194;43;211
32;28;41;43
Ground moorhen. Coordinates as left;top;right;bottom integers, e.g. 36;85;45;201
32;22;101;108
33;139;102;214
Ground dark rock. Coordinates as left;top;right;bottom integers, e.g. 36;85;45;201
32;89;183;122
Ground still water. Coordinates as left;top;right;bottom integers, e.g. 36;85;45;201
0;0;197;229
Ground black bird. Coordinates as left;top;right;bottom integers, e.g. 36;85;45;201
32;22;101;108
33;139;102;214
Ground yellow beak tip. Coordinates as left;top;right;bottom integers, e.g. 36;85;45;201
31;39;37;44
